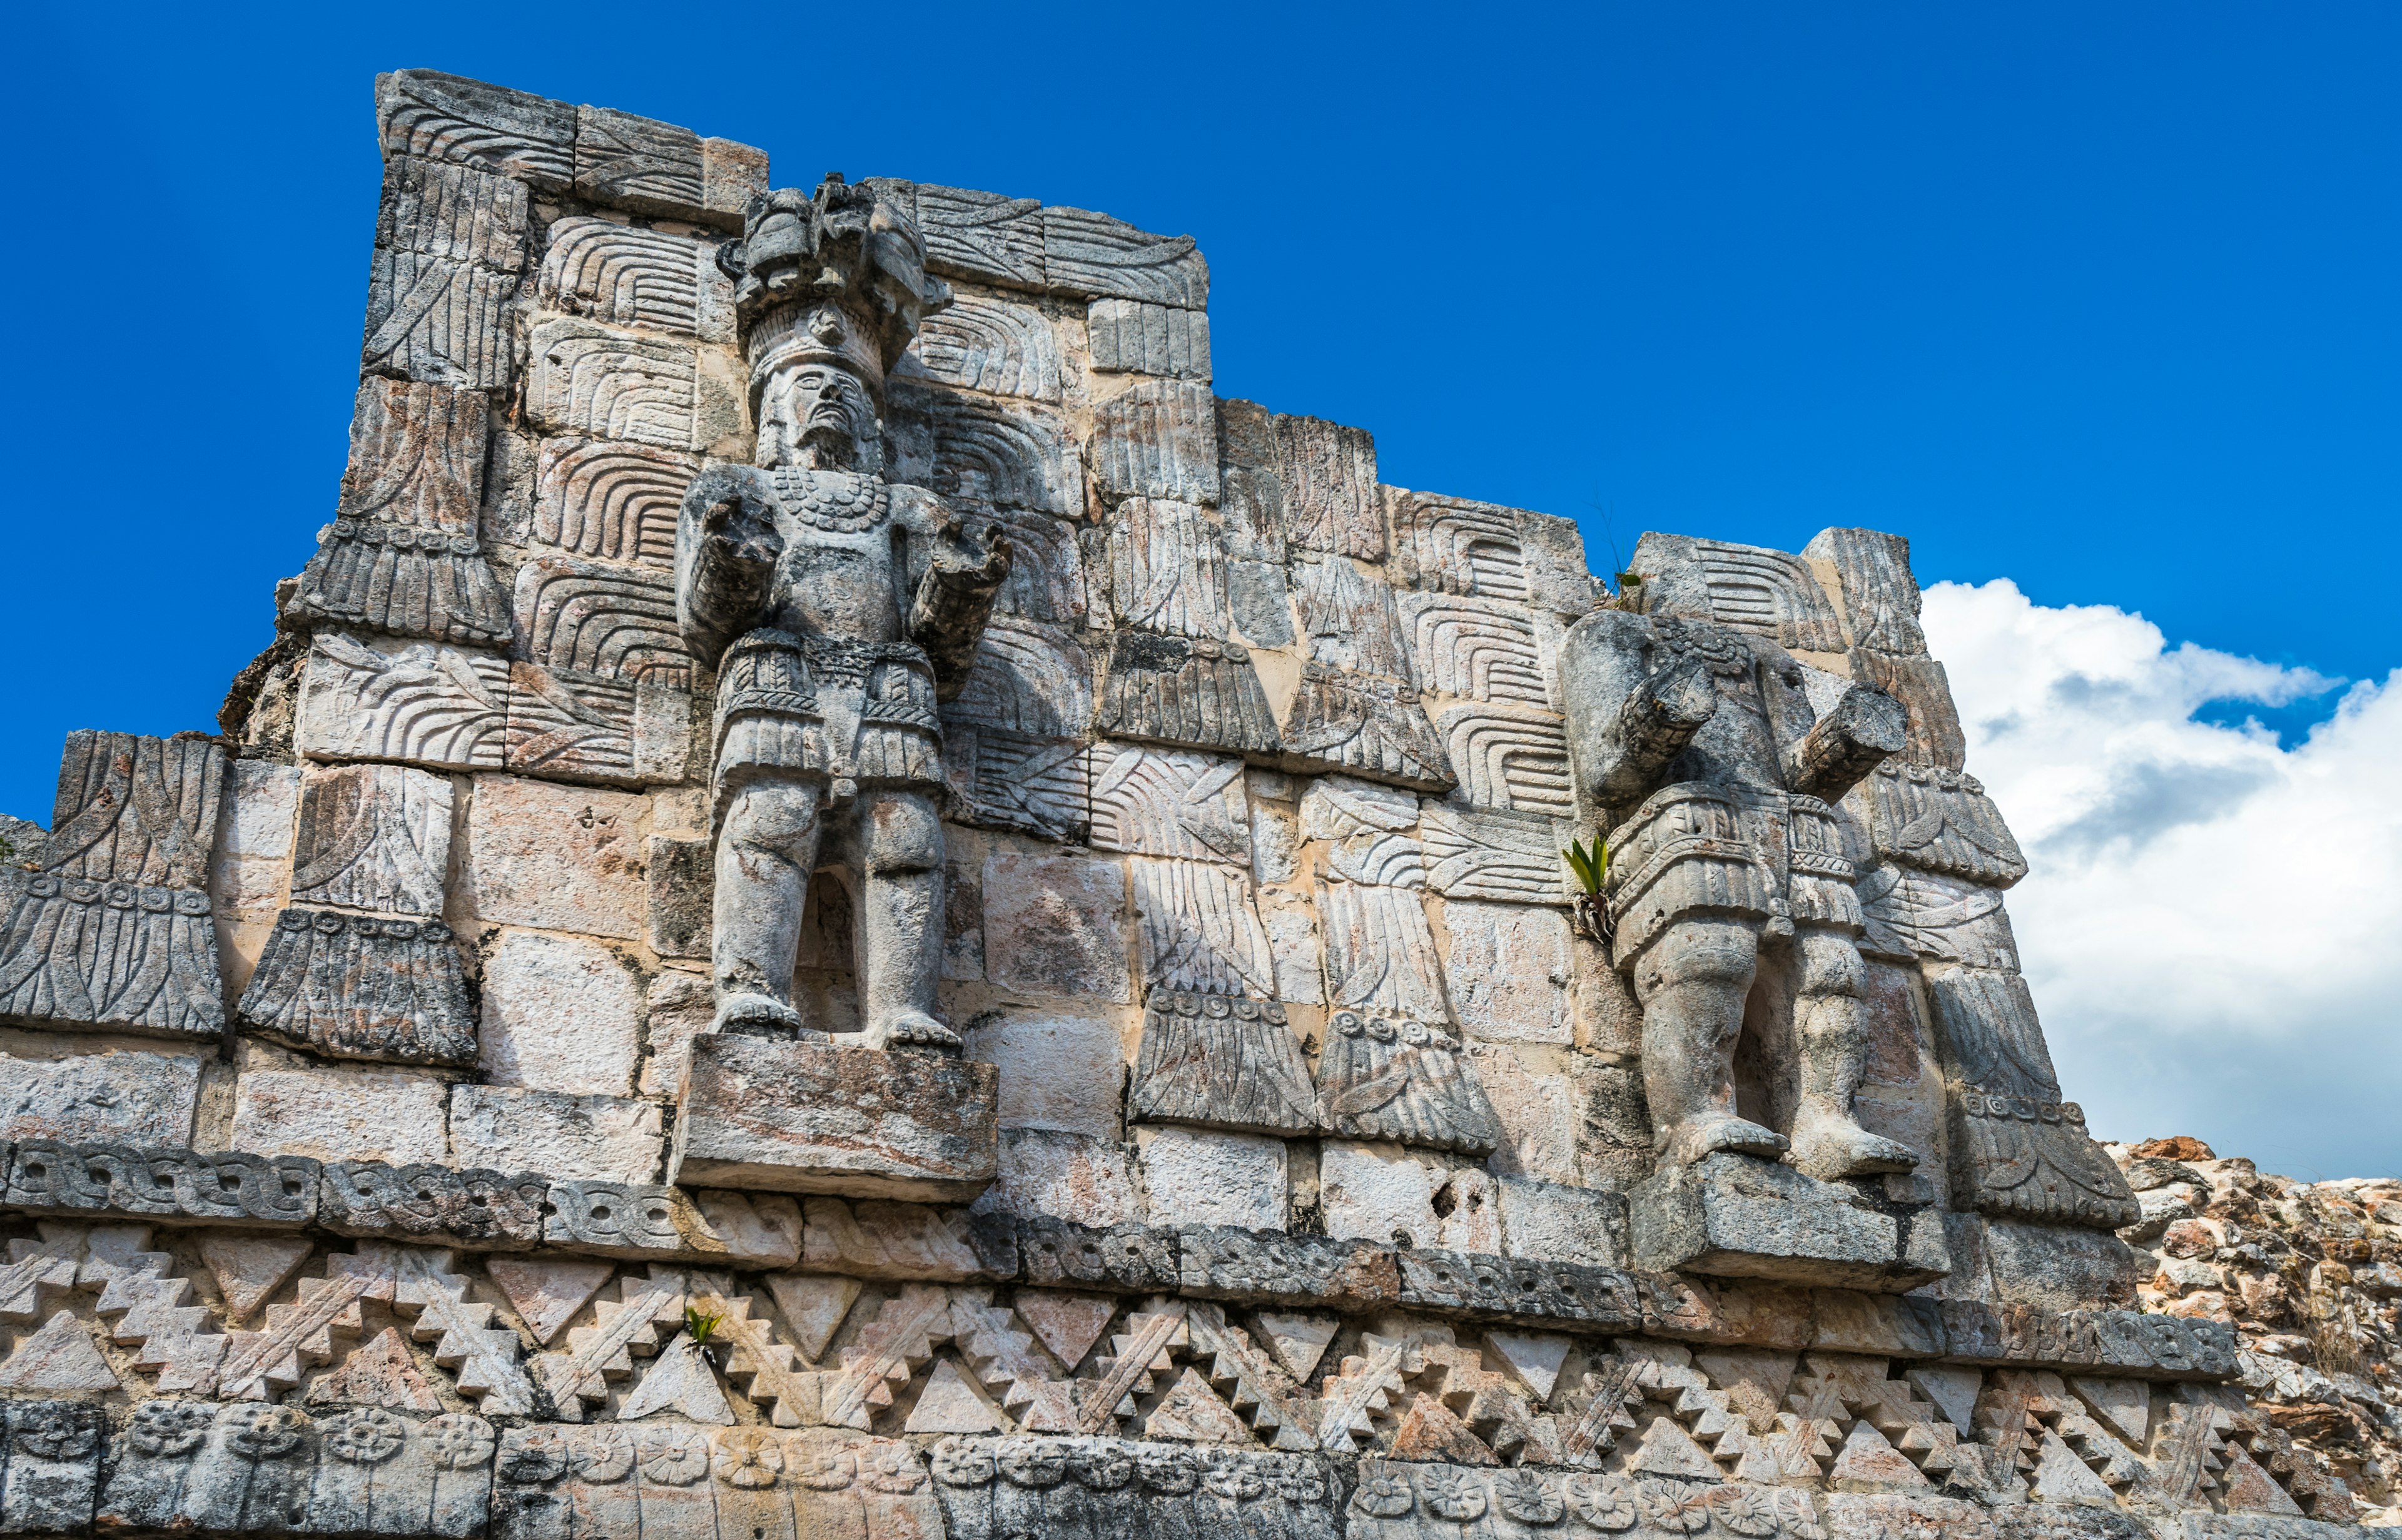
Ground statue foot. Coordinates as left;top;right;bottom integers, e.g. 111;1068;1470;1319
1788;1120;1919;1180
860;1011;961;1053
1665;1114;1790;1166
716;993;809;1036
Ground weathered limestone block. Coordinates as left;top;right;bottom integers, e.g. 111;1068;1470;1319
645;834;712;960
981;853;1130;1002
527;317;743;454
1315;1006;1500;1156
537;216;733;341
1419;801;1568;904
7;1141;319;1225
899;293;1063;400
1087;743;1250;864
505;663;692;788
1444;901;1573;1043
0;732;226;1041
1314;878;1452;1022
975;1128;1142;1225
1857;864;2022;970
1273;413;1383;559
942;622;1094;841
1018;1218;1178;1293
237;909;476;1066
913;183;1046;290
1434;700;1574;815
1214;397;1289;564
1631;1153;1944;1291
1130;990;1316;1137
1138;1127;1287;1230
931;1438;1332;1540
529;437;697;567
1174;1225;1400;1311
362;158;527;391
1850;759;2027;886
572;104;761;226
450;1085;662;1183
1090;378;1220;506
318;1161;549;1247
961;1013;1127;1141
669;1035;999;1202
288;764;453;916
1128;856;1279;1000
1045;206;1209;306
885;380;1085;518
492;1424;936;1540
802;1196;1015;1280
0;1399;101;1534
461;776;646;940
0;1051;200;1147
1630;530;1847;652
1850;647;1969;770
1398;589;1556;707
1983;1217;2142;1311
1805;525;1929;656
1394;1249;1649;1330
1086;298;1211;380
295;634;512;772
230;1066;451;1168
477;930;642;1096
1924;968;2140;1230
210;759;301;998
377;69;574;191
1495;1175;1631;1267
1390;489;1531;599
293;379;512;647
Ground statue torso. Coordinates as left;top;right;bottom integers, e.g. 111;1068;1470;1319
760;469;906;644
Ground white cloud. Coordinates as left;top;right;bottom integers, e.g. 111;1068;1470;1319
1922;579;2402;1180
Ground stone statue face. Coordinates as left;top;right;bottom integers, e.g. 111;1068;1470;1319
756;362;879;472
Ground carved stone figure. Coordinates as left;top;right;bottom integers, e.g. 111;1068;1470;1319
676;176;1009;1046
1559;609;1912;1182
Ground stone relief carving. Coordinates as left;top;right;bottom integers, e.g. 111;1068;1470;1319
1093;497;1282;756
1559;609;1915;1190
898;294;1063;402
362;156;527;391
1274;414;1384;560
536;215;728;339
1629;533;1848;654
289;378;512;647
1088;378;1220;506
0;732;226;1040
530;438;697;568
674;175;1006;1052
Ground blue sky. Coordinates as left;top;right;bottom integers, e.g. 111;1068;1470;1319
6;4;2396;1171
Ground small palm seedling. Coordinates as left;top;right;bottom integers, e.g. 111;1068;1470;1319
684;1304;726;1367
1562;837;1613;943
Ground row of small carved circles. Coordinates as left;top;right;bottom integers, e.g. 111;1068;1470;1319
923;1441;1820;1538
276;908;457;943
328;518;482;556
1147;991;1291;1027
25;877;210;915
1330;1010;1464;1053
127;1402;495;1469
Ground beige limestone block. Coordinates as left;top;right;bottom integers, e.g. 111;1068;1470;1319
981;853;1130;1001
639;968;714;1097
1468;1044;1580;1185
905;1358;1006;1434
763;1274;861;1362
1496;1175;1628;1267
479;930;643;1095
199;1234;314;1319
448;1083;663;1181
1481;1329;1572;1401
487;1257;616;1347
462;775;646;939
0;1050;202;1147
1255;1312;1338;1380
971;1129;1140;1226
1319;1140;1439;1247
210;759;302;996
963;1013;1127;1140
615;1332;732;1422
1012;1291;1116;1372
1137;1127;1287;1230
307;1325;442;1411
1443;900;1572;1044
1258;889;1325;1005
230;1064;452;1165
0;1311;118;1392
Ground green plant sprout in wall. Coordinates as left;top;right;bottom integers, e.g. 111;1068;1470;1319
1563;836;1613;943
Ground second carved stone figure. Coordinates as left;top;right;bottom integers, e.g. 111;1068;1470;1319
1560;607;1910;1180
676;178;1010;1046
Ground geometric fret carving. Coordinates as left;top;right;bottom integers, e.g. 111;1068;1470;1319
510;557;694;689
527;319;708;453
887;382;1085;520
530;440;697;569
901;295;1062;402
537;217;722;338
1391;491;1529;599
1434;703;1573;816
376;70;574;192
1398;592;1551;706
1631;533;1845;654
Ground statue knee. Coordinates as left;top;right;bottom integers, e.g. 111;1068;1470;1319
1633;919;1760;997
862;793;943;874
1796;928;1867;1000
723;779;821;856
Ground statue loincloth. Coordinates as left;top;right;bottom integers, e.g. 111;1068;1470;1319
712;629;943;816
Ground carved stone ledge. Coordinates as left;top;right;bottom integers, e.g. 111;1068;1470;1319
6;1142;318;1227
318;1161;549;1245
1629;1152;1948;1293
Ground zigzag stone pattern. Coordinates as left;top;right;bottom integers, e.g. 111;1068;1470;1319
4;66;2350;1540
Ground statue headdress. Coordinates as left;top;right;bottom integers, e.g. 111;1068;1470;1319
719;174;951;410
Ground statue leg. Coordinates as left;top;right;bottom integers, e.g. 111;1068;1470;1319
1787;923;1920;1179
711;777;824;1033
1628;916;1788;1165
850;788;958;1051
